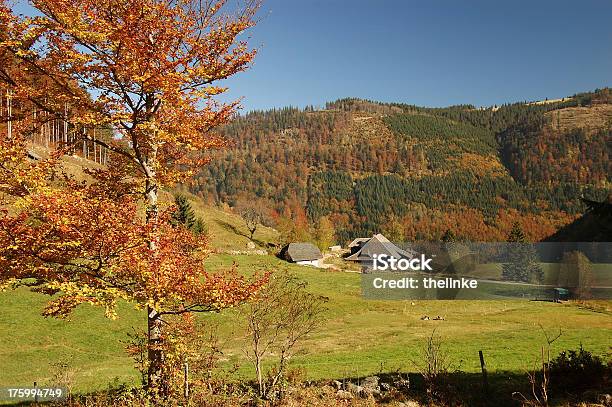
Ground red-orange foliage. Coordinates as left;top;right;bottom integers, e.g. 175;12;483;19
401;206;576;242
0;137;266;316
0;0;264;391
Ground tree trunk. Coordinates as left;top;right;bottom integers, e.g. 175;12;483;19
256;352;264;397
251;320;264;397
145;171;158;225
143;143;165;394
147;307;165;394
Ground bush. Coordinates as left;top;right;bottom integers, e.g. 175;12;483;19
549;345;607;392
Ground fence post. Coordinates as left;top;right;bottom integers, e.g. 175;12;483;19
479;350;489;394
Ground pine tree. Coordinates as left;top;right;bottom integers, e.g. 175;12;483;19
192;218;208;236
507;222;526;243
441;229;456;242
172;194;197;230
171;194;207;235
502;222;543;283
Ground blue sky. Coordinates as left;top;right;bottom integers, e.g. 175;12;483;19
13;0;612;112
221;0;612;112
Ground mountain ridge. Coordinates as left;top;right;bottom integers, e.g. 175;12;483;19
189;88;611;243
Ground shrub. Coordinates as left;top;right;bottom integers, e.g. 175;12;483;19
549;345;607;393
243;272;328;400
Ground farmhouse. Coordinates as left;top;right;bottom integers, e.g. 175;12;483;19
348;237;370;256
346;233;415;262
280;242;323;267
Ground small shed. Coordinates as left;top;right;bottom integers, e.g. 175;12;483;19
280;243;323;267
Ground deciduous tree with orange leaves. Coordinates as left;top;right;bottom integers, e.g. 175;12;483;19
0;0;264;393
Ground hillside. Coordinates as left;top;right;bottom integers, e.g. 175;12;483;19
2;129;611;403
175;190;280;251
544;195;612;242
189;89;611;243
13;144;280;252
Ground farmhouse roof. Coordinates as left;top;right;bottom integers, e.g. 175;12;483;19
348;237;370;248
345;233;415;261
282;242;323;262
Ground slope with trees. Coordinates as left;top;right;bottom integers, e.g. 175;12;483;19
189;90;610;243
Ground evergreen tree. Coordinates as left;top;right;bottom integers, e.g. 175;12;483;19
192;218;208;236
187;90;610;242
502;222;543;283
441;229;456;242
507;222;526;243
172;194;197;229
172;194;206;236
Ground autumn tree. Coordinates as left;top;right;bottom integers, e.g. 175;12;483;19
0;0;263;393
235;198;270;241
560;251;593;299
382;214;405;243
313;215;335;251
271;204;312;246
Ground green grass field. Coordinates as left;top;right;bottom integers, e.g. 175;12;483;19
1;253;610;395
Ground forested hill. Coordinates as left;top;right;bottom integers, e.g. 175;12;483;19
189;89;611;243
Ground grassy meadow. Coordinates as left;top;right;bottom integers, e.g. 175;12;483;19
1;253;610;395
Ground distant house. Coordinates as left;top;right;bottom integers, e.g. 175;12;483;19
346;233;415;262
280;243;323;267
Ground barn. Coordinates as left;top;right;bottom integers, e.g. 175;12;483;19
280;243;323;267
